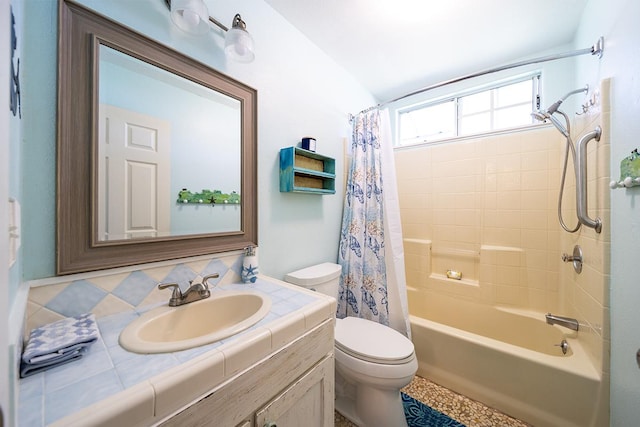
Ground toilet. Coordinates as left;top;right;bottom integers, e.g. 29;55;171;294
284;262;417;427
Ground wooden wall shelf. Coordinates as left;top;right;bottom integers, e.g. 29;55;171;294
279;147;336;195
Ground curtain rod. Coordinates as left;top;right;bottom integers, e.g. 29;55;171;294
351;36;604;119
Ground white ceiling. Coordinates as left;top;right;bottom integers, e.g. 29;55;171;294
265;0;589;102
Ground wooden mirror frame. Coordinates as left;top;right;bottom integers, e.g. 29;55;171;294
57;0;257;274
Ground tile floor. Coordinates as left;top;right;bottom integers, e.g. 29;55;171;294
334;375;530;427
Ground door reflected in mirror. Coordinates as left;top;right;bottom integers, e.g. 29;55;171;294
98;45;242;241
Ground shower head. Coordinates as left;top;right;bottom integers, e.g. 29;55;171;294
531;111;548;122
531;110;569;137
532;85;588;137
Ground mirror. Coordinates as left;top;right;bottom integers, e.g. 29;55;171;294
97;45;242;240
57;1;257;274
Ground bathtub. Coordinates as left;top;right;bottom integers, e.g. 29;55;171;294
408;287;607;427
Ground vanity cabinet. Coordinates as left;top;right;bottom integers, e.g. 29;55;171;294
256;355;333;427
161;319;334;427
279;147;336;195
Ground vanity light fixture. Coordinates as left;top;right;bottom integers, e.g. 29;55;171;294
165;0;255;63
224;14;255;63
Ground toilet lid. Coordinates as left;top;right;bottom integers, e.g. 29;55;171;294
335;317;414;364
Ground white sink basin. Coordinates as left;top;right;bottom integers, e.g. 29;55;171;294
119;291;271;353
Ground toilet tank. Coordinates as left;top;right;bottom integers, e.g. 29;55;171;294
284;262;342;296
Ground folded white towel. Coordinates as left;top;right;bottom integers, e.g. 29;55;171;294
20;313;100;377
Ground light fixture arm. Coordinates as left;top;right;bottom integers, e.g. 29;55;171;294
208;15;228;32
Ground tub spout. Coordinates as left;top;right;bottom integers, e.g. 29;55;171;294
545;313;579;331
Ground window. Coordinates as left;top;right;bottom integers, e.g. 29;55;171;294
397;74;540;146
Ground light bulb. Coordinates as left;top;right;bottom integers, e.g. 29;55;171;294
170;0;209;35
225;28;255;62
233;42;248;56
180;9;201;31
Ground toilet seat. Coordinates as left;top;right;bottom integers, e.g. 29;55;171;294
335;317;415;365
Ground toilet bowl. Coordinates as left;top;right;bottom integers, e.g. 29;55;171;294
284;263;417;427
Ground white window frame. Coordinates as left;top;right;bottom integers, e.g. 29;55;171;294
396;72;542;147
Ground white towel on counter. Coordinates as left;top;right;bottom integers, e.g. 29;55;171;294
20;313;100;377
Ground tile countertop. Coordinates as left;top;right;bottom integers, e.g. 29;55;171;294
18;276;336;427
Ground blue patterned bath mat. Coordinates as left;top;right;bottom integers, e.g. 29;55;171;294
402;392;466;427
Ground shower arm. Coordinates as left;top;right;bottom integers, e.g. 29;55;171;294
546;86;589;115
575;126;603;233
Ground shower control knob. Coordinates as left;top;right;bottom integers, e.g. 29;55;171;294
562;245;583;274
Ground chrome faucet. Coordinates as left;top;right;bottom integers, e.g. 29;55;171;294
158;273;220;307
545;313;579;331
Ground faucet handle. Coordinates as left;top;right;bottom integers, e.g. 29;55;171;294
158;282;182;304
188;275;203;287
202;273;220;288
561;245;583;274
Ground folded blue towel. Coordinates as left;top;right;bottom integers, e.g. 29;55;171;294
20;313;100;377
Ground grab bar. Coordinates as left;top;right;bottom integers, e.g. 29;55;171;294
575;126;602;233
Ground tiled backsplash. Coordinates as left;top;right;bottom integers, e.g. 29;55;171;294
25;253;243;339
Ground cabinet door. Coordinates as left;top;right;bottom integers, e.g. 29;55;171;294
255;355;334;427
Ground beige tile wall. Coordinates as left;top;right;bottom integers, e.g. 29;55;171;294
396;79;610;374
560;79;611;375
397;126;566;311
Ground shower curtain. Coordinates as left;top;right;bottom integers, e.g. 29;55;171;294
337;108;410;337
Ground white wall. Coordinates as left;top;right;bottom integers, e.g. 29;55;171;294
0;0;11;423
17;1;638;424
574;0;640;423
8;0;374;422
18;0;375;282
